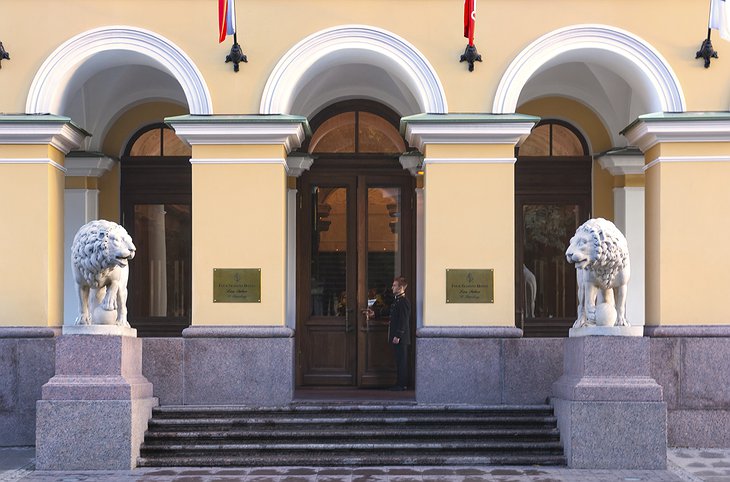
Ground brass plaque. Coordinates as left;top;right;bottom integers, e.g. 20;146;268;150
213;268;261;303
446;269;494;303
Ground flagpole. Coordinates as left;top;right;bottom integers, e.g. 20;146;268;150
697;0;719;68
225;0;247;72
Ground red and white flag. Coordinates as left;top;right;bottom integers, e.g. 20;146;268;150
218;0;236;43
464;0;476;46
710;0;730;41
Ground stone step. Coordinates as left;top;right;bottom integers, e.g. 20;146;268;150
140;440;564;453
137;453;567;467
142;427;560;444
139;404;565;467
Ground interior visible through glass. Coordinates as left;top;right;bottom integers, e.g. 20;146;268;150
522;204;579;319
310;186;347;316
132;204;191;317
367;187;401;319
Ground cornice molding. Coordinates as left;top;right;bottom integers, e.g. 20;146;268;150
402;122;537;151
622;117;730;152
597;153;645;176
0;119;88;154
285;154;314;177
167;116;309;153
0;158;66;173
65;154;115;177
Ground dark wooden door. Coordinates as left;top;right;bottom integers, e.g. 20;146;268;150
297;167;414;387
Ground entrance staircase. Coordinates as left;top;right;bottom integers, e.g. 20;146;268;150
137;403;565;467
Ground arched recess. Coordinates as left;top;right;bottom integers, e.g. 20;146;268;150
493;24;685;116
26;26;212;116
260;25;447;116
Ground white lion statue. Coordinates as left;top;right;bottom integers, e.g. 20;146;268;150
71;220;136;326
565;218;630;328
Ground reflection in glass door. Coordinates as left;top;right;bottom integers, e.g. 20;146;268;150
297;173;414;388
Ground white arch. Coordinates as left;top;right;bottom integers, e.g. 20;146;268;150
26;26;212;115
493;24;685;114
260;25;447;115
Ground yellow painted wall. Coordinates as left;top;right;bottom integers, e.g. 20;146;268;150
517;96;614;220
191;144;287;325
645;159;730;325
1;0;729;116
422;144;516;326
0;161;64;326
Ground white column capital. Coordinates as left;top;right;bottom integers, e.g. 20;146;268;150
285;153;314;177
622;112;730;152
596;147;644;176
400;113;539;151
166;114;311;153
0;115;88;154
65;153;115;177
399;151;423;176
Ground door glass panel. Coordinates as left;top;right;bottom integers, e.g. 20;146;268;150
522;204;579;320
309;113;356;153
367;187;401;318
311;186;348;316
132;204;191;317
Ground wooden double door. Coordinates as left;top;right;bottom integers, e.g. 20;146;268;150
296;163;415;387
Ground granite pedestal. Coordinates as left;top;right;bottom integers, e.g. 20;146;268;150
36;332;157;470
551;336;667;469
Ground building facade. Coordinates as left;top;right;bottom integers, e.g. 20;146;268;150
1;0;729;465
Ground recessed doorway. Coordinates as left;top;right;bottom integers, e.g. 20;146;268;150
295;102;416;389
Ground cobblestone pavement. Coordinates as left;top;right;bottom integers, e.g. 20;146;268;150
2;448;730;482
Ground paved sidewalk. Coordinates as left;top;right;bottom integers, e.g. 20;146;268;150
2;447;730;481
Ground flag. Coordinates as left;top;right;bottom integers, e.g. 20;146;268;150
218;0;236;43
710;0;730;41
463;0;476;46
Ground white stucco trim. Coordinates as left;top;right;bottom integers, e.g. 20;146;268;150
260;25;448;115
404;122;535;151
493;24;686;114
26;26;212;115
0;123;87;154
623;120;730;152
171;123;307;152
643;155;730;172
0;158;67;173
597;154;644;176
424;157;516;165
65;155;115;177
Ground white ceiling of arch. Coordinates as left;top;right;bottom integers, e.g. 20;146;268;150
61;52;187;152
517;59;653;147
290;63;421;119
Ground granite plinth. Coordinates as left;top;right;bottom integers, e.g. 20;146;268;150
0;330;56;446
142;338;184;405
569;325;643;337
552;336;667;469
183;326;294;405
553;397;667;469
649;333;730;448
415;327;539;405
36;333;156;469
36;398;157;470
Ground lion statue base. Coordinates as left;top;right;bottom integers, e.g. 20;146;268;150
565;218;631;332
71;219;136;327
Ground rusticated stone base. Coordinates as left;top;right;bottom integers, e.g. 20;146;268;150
181;326;294;405
415;327;565;405
35;334;157;470
552;336;667;469
0;327;57;447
